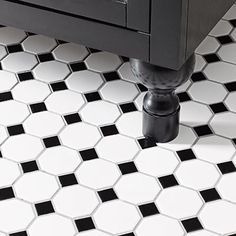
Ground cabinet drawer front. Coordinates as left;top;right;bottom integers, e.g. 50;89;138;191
18;0;127;26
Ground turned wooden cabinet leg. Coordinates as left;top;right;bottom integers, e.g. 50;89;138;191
130;54;195;143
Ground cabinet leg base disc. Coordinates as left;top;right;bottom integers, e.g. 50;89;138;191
143;107;180;143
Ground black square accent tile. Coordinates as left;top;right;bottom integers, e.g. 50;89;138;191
10;231;28;236
194;125;213;137
181;217;203;233
233;138;236;146
18;71;34;81
203;54;220;63
224;81;236;92
137;83;148;92
0;151;2;158
230;19;236;27
139;203;159;217
100;124;119;136
7;44;23;53
200;188;221;202
98;188;118;202
119;233;135;236
119;102;137;113
57;39;67;44
88;47;101;53
0;62;2;70
7;124;25;136
158;175;179;188
27;31;36;36
43;136;61;148
59;174;78;187
35;201;55;216
191;72;207;82
79;148;98;161
64;113;81;124
21;160;38;173
137;138;157;149
177;92;191;102
0;91;13;102
38;53;55;62
210;102;228;114
176;149;196;161
118;162;138;175
120;56;129;63
84;91;101;102
217;161;236;174
0;187;15;200
30;102;47;113
70;62;87;72
217;35;234;45
75;217;95;232
103;71;120;81
50;81;68;91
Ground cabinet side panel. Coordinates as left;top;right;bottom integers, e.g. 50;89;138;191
186;0;235;58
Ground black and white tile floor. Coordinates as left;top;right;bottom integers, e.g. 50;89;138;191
0;4;236;236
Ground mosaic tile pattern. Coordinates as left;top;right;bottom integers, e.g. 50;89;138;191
0;3;236;236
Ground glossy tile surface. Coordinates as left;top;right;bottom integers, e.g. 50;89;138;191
0;4;236;236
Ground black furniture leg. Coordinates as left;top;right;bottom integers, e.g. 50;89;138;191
130;54;195;143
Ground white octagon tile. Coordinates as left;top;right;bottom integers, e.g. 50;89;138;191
180;101;212;127
0;71;18;91
0;27;26;45
204;62;236;83
199;201;236;234
45;90;84;114
12;80;51;103
134;93;145;111
231;28;236;41
28;214;75;236
188;81;227;104
192;135;235;163
0;125;8;145
53;43;89;63
218;43;236;64
0;45;7;60
53;185;99;218
187;230;218;236
22;35;57;54
33;61;70;83
14;171;59;202
118;62;137;83
76;229;110;236
175;160;220;190
225;92;236;112
194;55;206;72
196;36;220;55
38;146;81;175
24;111;64;137
60;122;101;149
96;134;139;163
2;52;37;73
135;147;179;177
100;80;139;104
80;100;120;126
0;159;21;188
223;4;236;20
0;199;34;233
116;111;143;138
114;172;161;204
66;70;103;93
0;100;30;126
217;172;236;203
156;186;203;219
176;80;191;93
210;112;236;138
2;134;44;162
136;214;184;236
75;158;120;189
94;200;140;234
209;20;233;37
158;125;197;151
85;52;122;73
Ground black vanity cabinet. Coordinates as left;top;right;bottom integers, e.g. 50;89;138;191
0;0;234;142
